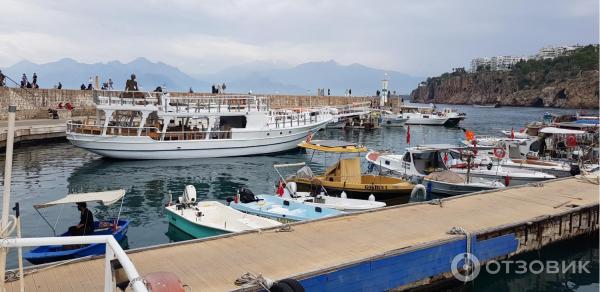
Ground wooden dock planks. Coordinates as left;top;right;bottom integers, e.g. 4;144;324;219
6;177;598;292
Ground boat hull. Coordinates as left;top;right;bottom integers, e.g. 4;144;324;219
67;121;329;159
422;179;500;196
290;178;413;205
165;208;230;238
24;220;129;265
405;117;448;126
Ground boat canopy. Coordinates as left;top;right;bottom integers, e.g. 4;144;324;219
539;127;586;135
298;140;368;153
34;189;126;209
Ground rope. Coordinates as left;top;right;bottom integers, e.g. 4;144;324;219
275;224;293;233
234;272;274;290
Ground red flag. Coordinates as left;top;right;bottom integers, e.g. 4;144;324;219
406;126;411;144
276;181;284;197
510;128;515;139
443;152;448;164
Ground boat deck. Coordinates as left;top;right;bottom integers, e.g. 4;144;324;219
6;177;599;291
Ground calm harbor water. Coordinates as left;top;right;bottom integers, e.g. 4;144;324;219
0;104;598;290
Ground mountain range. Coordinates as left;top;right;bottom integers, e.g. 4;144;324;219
1;58;424;95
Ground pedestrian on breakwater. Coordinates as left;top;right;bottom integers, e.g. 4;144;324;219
0;70;5;87
222;83;226;93
80;84;86;90
57;82;62;89
21;73;27;88
327;88;330;96
108;78;113;90
349;89;352;96
211;84;216;94
88;77;93;89
32;73;38;86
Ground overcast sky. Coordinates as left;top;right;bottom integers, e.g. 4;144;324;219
0;0;597;76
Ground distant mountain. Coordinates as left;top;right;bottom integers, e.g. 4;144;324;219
1;58;423;94
201;60;423;95
1;57;205;91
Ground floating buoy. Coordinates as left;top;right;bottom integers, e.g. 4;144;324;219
340;191;347;199
493;148;506;159
368;194;376;201
411;184;427;200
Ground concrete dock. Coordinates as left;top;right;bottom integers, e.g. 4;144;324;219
0;119;69;149
5;177;599;291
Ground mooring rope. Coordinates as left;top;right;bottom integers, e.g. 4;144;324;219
234;272;274;291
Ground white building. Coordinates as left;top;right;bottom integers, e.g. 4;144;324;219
470;55;529;72
537;45;582;60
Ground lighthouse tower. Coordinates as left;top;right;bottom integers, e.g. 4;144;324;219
380;73;389;107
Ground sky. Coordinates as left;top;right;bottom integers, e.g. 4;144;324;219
0;0;598;76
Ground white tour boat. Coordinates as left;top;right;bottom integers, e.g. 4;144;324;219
380;110;408;127
67;92;332;159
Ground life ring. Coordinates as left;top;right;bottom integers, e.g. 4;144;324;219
566;135;577;147
493;148;506;159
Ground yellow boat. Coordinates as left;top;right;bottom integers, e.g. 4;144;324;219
289;140;414;204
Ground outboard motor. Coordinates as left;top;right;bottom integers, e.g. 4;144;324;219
286;182;297;196
179;185;197;204
239;188;257;203
570;164;581;176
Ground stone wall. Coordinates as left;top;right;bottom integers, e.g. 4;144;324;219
0;87;377;120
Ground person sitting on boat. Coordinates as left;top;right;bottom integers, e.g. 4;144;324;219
68;202;95;236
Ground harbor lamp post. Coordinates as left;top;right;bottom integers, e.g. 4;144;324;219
0;105;17;290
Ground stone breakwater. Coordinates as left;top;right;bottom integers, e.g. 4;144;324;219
0;87;377;120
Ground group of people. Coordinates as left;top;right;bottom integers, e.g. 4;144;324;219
211;83;226;94
20;73;39;88
100;78;114;90
344;88;352;96
316;88;331;96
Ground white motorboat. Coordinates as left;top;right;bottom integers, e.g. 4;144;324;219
365;145;505;195
165;185;281;237
273;163;387;212
365;145;555;186
423;170;504;196
401;112;449;126
380;110;408;127
67;93;332;159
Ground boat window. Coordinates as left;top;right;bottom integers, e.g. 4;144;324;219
219;116;247;129
412;152;446;174
385;160;390;165
402;153;411;163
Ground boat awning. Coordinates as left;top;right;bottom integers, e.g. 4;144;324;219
298;140;368;153
539;127;586;135
34;189;126;209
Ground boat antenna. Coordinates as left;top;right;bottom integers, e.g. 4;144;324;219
116;192;126;226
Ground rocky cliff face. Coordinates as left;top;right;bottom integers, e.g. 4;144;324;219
411;45;599;108
410;70;598;108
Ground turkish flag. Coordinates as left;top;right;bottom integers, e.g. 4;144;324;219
406;126;411;144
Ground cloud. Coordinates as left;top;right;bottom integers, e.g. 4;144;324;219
0;0;597;76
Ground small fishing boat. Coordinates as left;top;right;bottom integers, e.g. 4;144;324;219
287;140;414;204
24;190;130;265
473;104;499;108
165;185;281;238
273;163;386;211
422;170;505;196
380;110;408;127
229;189;343;222
366;146;555;186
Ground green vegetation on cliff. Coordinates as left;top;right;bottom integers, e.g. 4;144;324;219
512;45;599;89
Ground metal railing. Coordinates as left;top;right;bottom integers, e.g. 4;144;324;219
1;235;148;292
67;122;160;138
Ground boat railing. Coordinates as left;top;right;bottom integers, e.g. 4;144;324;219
163;95;269;114
2;235;148;292
67;121;160;138
268;110;329;128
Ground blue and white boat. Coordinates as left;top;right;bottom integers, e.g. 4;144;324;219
24;189;130;265
165;185;281;238
229;190;343;222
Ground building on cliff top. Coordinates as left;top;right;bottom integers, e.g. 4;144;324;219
469;44;584;72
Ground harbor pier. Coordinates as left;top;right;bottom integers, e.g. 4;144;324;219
5;176;598;291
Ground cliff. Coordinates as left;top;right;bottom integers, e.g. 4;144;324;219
411;45;599;108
